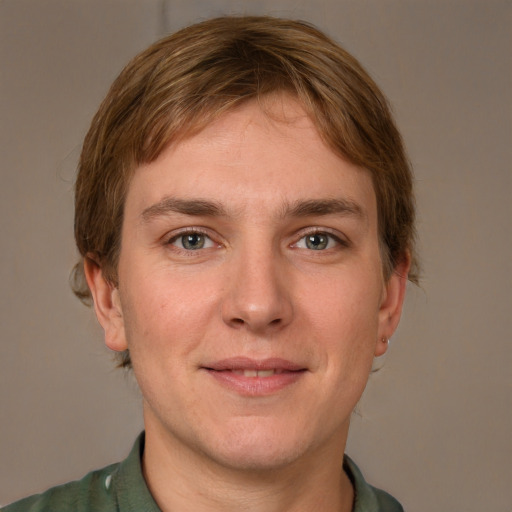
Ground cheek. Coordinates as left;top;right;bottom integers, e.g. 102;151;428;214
307;272;382;372
119;267;219;359
119;280;201;407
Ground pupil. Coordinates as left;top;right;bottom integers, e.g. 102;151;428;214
306;234;328;250
183;234;204;250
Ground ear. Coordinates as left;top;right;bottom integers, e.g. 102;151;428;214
84;256;128;352
375;255;411;357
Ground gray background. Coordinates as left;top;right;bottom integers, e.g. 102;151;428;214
1;1;510;510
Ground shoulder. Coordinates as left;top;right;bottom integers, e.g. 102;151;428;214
367;486;405;512
344;455;404;512
2;462;120;512
3;434;159;512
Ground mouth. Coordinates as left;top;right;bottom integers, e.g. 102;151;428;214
201;357;307;396
230;369;288;377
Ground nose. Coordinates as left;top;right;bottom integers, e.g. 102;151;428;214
221;244;293;334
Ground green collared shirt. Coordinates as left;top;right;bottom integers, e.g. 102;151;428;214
3;434;403;511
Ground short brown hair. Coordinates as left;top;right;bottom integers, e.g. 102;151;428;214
72;16;418;366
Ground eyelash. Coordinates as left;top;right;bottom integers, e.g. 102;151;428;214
164;227;348;254
166;228;217;252
293;229;349;251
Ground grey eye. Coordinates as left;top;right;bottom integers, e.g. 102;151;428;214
182;233;205;250
305;233;329;250
170;232;214;250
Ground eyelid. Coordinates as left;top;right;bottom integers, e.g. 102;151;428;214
162;225;349;250
291;227;350;249
165;227;220;248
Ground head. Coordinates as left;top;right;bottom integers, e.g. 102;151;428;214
73;16;417;369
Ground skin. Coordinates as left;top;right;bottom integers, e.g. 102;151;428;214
86;95;409;512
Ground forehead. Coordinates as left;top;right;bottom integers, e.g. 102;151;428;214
125;96;377;224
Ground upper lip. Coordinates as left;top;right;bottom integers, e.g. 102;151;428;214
203;357;306;372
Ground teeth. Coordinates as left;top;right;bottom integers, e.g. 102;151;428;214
256;370;275;377
231;369;278;377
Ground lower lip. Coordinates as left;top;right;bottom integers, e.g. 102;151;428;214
204;369;305;396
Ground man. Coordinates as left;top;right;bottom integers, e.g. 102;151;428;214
5;16;417;512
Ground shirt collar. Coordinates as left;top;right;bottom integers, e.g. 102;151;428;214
112;433;399;512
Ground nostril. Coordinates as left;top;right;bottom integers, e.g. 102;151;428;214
229;316;282;329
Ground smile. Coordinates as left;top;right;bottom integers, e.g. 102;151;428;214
202;357;307;396
230;369;285;377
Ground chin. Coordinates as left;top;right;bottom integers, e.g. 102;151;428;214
213;441;304;472
200;419;317;472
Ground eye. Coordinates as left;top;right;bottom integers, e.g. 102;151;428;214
169;231;215;250
294;232;340;251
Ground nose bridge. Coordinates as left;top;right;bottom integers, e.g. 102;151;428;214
222;234;293;332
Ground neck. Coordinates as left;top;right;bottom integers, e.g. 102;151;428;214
142;414;354;512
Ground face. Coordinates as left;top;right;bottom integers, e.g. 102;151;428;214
88;96;408;472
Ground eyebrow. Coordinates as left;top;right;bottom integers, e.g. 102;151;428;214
284;198;365;219
140;197;365;223
141;198;228;222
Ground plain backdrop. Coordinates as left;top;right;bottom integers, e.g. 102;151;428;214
1;1;510;510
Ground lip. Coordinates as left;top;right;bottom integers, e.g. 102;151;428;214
201;357;307;396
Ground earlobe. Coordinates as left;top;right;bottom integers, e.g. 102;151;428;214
84;256;128;352
375;256;411;357
374;336;389;358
